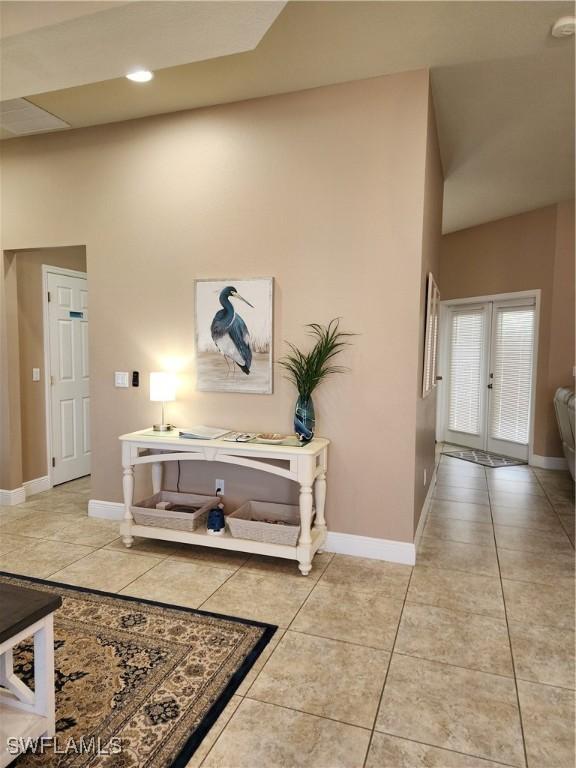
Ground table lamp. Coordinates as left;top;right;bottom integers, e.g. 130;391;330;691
150;372;176;431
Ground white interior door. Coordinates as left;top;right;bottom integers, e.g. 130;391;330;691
444;304;491;450
47;270;90;484
442;298;536;460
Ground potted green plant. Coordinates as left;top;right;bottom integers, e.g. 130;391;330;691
278;318;354;444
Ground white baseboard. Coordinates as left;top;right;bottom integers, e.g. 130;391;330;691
88;499;124;520
24;475;51;497
88;498;417;565
324;531;415;566
0;486;26;505
530;454;568;471
414;464;438;549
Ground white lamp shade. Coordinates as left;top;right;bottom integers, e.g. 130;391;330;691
149;372;176;402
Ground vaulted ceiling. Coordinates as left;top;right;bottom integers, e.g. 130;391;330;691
1;1;573;232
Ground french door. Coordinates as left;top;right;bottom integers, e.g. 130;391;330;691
443;298;536;460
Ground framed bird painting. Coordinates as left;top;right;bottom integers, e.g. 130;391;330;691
195;277;274;394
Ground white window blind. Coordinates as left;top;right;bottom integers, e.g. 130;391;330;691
431;305;439;386
423;276;440;396
427;303;439;394
489;304;535;444
426;308;439;389
448;309;485;435
424;310;434;394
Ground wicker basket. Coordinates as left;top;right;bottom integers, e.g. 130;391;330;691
132;491;219;532
227;501;307;546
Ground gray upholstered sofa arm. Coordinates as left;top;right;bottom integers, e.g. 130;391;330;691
554;387;575;479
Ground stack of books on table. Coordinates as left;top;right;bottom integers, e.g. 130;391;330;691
178;426;231;440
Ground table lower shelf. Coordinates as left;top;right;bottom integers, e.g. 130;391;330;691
120;521;327;561
0;699;51;768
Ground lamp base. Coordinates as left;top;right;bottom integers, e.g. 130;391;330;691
153;423;174;432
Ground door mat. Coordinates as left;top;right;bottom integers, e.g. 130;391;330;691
442;449;527;468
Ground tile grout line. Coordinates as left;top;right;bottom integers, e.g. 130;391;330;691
285;626;401;654
531;472;575;551
194;552;332;616
283;554;336;631
361;563;415;768
373;728;522;768
63;549;167;594
424;525;571;553
404;595;505;622
407;591;571;631
242;694;374;732
196;698;245;768
487;479;530;768
390;649;516;682
194;563;257;612
116;556;169;592
414;558;499;579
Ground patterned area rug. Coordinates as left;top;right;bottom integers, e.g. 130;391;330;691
0;572;276;767
442;449;527;468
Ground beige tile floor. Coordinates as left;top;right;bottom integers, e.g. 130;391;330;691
0;455;574;768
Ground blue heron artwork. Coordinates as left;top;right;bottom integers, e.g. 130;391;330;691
211;286;253;375
195;278;273;394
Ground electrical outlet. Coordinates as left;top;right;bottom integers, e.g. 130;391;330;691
423;468;427;486
215;479;225;495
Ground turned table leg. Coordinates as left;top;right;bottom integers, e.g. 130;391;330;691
151;461;163;494
297;483;314;576
314;470;327;532
121;463;135;548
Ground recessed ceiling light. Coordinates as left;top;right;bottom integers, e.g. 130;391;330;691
126;70;154;83
551;16;576;38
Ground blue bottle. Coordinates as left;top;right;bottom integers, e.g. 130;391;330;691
207;502;225;536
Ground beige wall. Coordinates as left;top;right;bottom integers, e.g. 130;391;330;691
12;247;87;482
0;253;23;489
414;91;443;530
1;71;439;542
440;203;575;458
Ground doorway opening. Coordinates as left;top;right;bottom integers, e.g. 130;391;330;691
437;291;540;462
4;247;89;493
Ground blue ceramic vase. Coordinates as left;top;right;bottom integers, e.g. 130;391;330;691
294;395;315;444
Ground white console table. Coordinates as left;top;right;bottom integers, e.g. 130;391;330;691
119;430;329;575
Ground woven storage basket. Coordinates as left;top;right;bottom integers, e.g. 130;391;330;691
132;491;219;532
227;501;306;546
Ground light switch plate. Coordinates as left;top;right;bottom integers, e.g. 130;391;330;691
114;371;129;388
32;367;40;381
